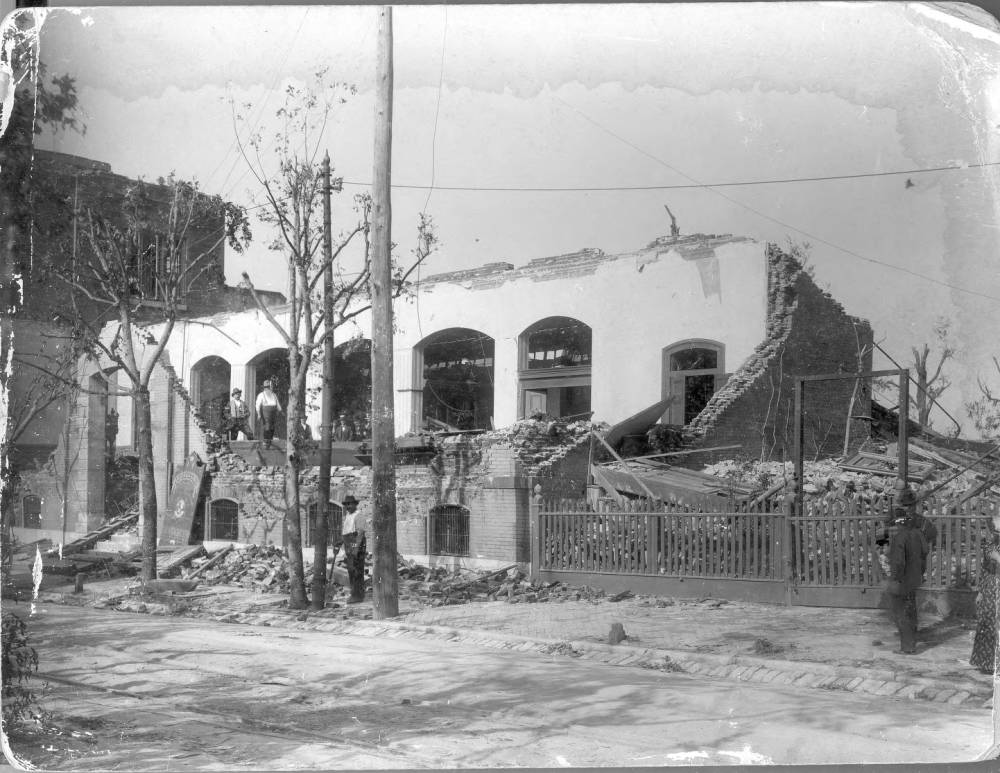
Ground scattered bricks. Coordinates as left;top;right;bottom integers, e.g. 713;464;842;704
948;691;972;706
876;682;904;697
895;684;923;701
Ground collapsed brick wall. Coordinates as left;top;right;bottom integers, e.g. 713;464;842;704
687;243;873;461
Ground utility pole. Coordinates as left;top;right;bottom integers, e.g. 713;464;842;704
369;5;399;619
311;152;335;611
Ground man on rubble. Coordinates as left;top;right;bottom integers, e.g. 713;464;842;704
341;495;368;603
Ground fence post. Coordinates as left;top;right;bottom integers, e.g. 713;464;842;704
529;482;542;583
782;493;794;607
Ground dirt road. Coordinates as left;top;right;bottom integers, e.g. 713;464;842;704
5;604;990;769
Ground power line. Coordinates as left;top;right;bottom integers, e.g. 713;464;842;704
335;160;1000;193
548;93;1000;304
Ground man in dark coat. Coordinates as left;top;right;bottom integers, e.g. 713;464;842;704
887;506;930;654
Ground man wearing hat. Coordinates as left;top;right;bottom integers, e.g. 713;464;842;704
886;505;930;653
225;388;253;441
340;495;368;603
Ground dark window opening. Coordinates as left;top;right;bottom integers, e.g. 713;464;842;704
208;499;239;541
670;347;718;372
128;230;188;301
420;329;494;431
430;505;470;556
519;317;592;420
333;338;373;439
305;502;344;547
526;319;591;370
684;374;716;424
21;495;41;529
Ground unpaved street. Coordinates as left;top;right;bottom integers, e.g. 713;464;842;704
4;604;990;769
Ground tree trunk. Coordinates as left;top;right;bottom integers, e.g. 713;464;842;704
284;382;309;609
135;385;158;581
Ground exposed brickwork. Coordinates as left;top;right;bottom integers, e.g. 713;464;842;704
686;243;873;461
420;234;749;292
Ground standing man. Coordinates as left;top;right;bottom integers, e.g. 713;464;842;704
340;494;368;603
887;506;930;654
255;379;281;449
226;388;253;441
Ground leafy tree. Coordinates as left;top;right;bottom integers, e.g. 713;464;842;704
53;176;250;580
235;71;436;610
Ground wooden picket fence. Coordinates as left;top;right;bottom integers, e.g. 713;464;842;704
530;494;999;607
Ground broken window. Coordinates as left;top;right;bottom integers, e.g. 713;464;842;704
662;341;725;425
519;317;592;420
304;501;343;547
416;328;495;431
429;504;470;556
20;495;41;529
208;498;239;541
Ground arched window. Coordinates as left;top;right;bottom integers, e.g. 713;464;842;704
207;498;239;541
429;504;470;556
305;501;344;547
518;317;592;419
21;495;41;529
413;328;495;431
662;340;726;425
190;356;231;434
247;348;290;440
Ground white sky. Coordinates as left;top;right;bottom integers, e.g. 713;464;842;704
18;2;1000;433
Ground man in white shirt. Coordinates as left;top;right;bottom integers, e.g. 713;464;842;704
341;495;368;603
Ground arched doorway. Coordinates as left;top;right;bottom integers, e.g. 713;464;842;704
518;316;591;420
190;356;231;435
333;338;372;440
247;348;290;440
415;328;495;431
662;340;726;425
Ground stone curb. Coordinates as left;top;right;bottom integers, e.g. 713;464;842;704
37;590;992;708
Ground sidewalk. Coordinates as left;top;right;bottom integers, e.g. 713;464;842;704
25;572;994;712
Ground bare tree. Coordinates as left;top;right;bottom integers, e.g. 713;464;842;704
910;318;955;429
235;71;436;610
968;356;1000;442
53;176;250;580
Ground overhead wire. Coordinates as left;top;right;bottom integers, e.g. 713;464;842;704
546;93;1000;304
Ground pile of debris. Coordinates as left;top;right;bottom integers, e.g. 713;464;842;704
181;545;294;591
481;418;599;474
396;558;610;606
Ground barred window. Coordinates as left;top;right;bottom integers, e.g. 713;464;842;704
21;495;41;529
208;499;239;541
305;502;343;547
430;505;470;556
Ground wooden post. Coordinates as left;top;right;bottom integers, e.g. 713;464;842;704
311;153;335;611
793;378;805;519
897;369;910;495
529;482;542;582
369;5;399;619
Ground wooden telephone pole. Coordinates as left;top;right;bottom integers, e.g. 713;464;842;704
311;152;335;610
369;5;399;618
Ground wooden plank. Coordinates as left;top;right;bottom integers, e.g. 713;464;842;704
156;544;206;578
48;513;139;557
187;545;234;579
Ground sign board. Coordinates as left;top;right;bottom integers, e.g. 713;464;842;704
158;456;205;547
